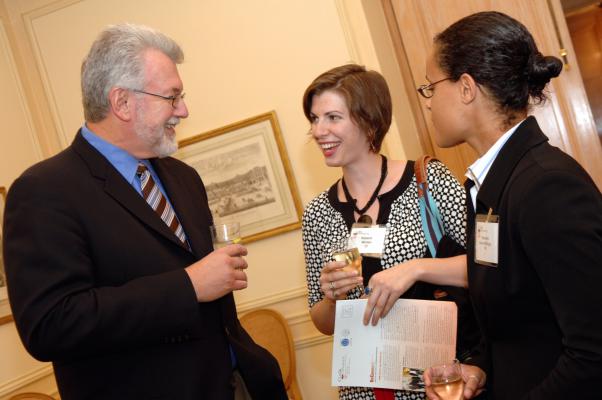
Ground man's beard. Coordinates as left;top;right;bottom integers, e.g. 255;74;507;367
134;107;179;158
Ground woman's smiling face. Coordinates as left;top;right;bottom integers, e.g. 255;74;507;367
309;89;370;168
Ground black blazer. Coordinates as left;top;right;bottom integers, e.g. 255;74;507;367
3;132;287;400
467;117;602;399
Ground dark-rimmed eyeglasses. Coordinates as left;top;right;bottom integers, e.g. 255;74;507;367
417;77;452;99
132;89;186;108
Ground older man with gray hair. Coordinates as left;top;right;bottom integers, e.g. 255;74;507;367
4;23;286;400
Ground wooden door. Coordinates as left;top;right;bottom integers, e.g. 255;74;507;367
382;0;602;187
566;4;602;140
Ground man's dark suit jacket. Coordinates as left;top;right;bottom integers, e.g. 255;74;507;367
3;131;287;399
466;117;602;399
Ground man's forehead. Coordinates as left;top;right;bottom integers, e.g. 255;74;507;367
141;49;183;91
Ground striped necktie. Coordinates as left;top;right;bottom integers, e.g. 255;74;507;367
136;163;187;244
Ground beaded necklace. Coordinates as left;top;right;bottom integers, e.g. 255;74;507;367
341;155;387;225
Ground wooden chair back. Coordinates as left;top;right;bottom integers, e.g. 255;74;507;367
9;393;55;400
239;308;302;399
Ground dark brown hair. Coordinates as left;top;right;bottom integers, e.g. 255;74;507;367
302;64;392;152
434;11;562;125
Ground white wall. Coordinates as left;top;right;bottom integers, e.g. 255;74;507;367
0;1;417;398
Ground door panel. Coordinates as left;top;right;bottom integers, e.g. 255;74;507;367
386;0;602;187
566;4;602;139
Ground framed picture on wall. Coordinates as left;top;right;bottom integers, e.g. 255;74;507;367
0;186;12;325
175;111;302;243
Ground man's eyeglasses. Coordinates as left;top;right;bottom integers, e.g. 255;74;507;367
132;89;185;108
417;77;452;99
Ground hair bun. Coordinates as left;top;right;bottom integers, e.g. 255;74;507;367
531;53;563;79
528;53;563;100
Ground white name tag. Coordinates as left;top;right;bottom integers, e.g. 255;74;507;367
475;212;499;267
348;225;387;258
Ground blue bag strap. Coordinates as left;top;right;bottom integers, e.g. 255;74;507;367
415;155;445;257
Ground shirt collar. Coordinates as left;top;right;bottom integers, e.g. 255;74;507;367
80;124;142;185
465;119;525;189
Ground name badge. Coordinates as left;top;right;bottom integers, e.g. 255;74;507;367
475;210;499;267
348;224;387;258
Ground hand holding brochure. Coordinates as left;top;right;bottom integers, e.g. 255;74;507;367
332;298;457;391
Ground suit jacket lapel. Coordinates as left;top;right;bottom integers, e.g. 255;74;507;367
72;131;189;250
476;116;548;213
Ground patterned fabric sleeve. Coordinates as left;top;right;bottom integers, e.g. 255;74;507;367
426;160;467;247
302;192;329;309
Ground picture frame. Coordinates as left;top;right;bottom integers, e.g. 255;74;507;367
0;186;12;325
176;111;302;243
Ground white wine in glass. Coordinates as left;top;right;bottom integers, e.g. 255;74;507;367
332;247;362;276
210;222;241;249
430;360;464;400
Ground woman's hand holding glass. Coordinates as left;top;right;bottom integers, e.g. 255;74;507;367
424;362;486;400
321;239;363;301
320;260;363;301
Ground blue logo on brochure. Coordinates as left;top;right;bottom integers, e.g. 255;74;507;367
341;338;350;347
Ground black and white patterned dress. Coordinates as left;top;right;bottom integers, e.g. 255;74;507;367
302;160;467;400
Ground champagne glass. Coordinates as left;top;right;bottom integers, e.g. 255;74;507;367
429;359;464;400
332;247;362;276
210;222;241;249
328;237;364;293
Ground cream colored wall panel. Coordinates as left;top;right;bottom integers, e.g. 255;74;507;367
236;284;307;315
234;230;307;303
0;19;41;186
297;339;338;400
20;0;84;148
235;282;303;313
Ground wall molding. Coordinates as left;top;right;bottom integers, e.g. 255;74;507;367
287;309;311;328
296;332;332;350
334;0;361;63
236;285;307;314
0;364;53;397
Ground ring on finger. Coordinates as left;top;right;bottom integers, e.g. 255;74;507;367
329;281;335;290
